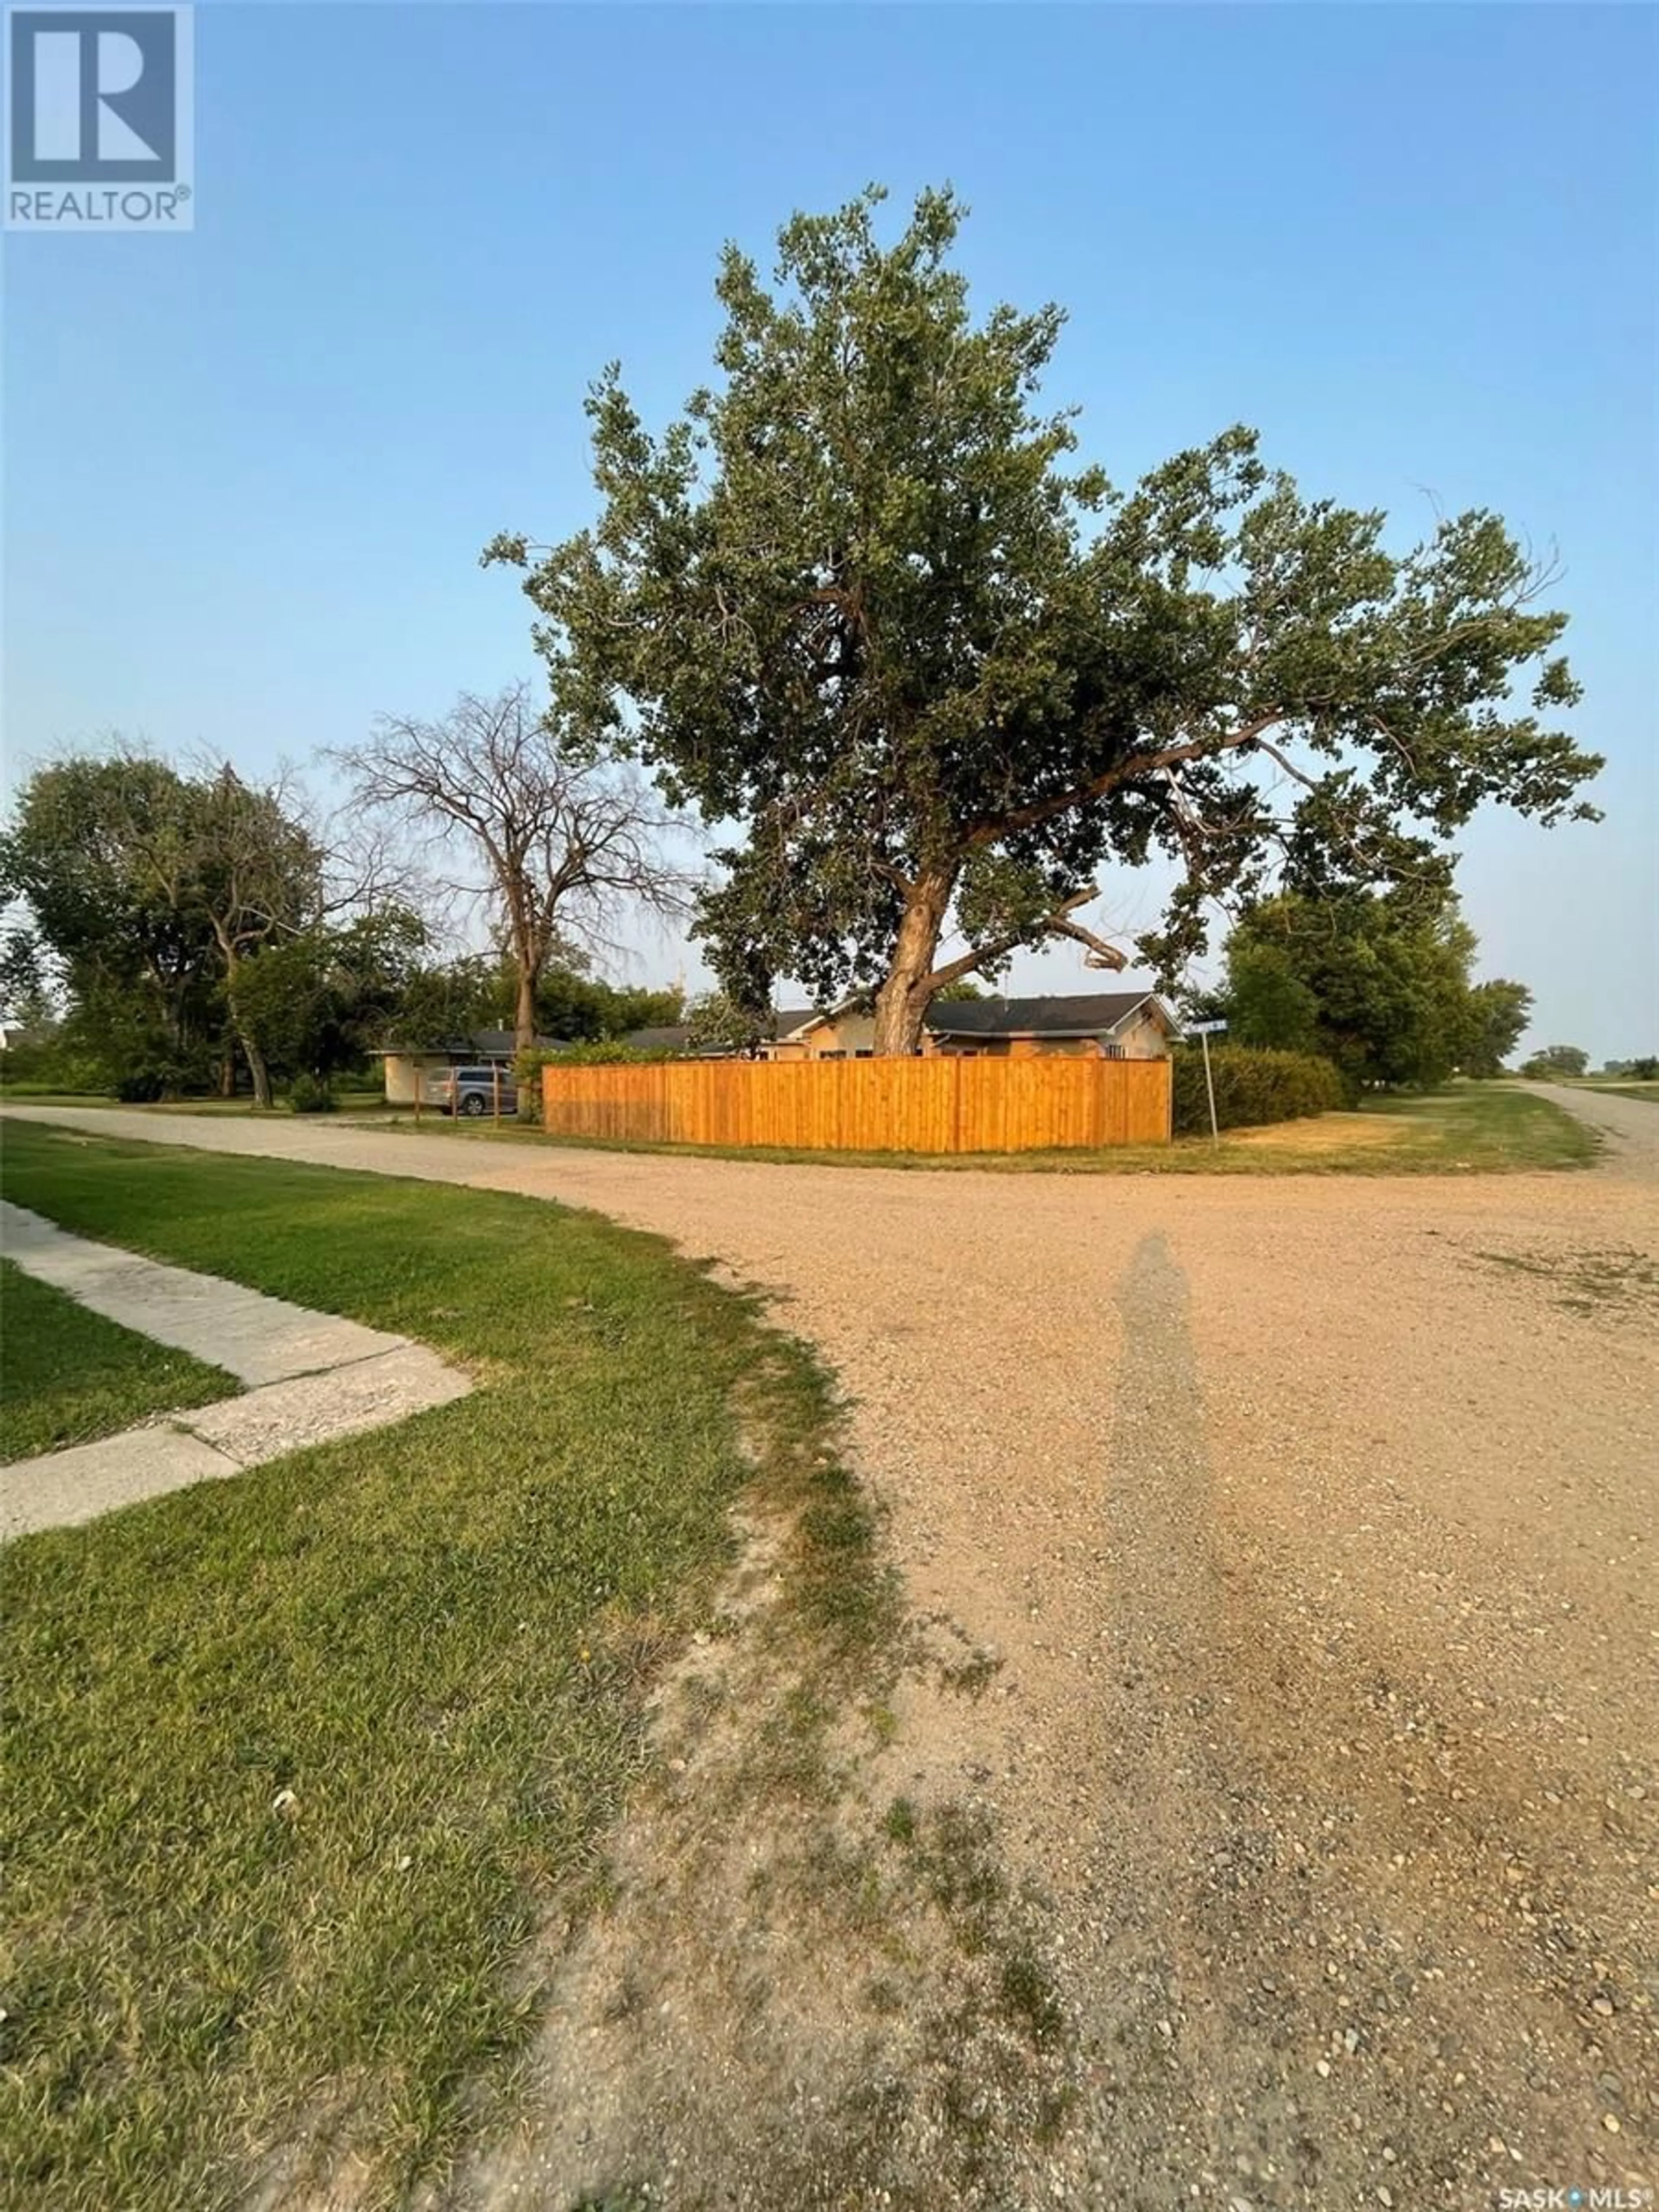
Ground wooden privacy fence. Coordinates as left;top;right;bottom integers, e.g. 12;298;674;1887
542;1055;1172;1155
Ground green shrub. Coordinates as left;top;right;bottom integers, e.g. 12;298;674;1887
1171;1044;1345;1135
113;1069;167;1103
0;1037;106;1094
556;1041;682;1065
286;1072;337;1114
513;1041;682;1124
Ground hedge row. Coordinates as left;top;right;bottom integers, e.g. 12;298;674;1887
514;1042;681;1081
510;1041;684;1120
1170;1044;1346;1135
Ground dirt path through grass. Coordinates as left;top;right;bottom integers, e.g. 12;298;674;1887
4;1103;1656;2207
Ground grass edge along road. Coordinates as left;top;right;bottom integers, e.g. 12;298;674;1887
0;1083;1597;1175
0;1122;888;2212
369;1081;1597;1177
0;1258;239;1463
1565;1077;1659;1105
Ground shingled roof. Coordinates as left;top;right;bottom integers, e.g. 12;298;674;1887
923;992;1170;1039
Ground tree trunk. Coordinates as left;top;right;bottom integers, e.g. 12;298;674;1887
514;961;537;1055
218;929;273;1106
237;1033;273;1108
219;1048;235;1098
871;866;957;1056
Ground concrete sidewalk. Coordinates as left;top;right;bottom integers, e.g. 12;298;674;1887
1;1201;471;1539
2;1198;405;1383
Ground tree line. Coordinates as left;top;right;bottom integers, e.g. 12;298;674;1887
3;184;1618;1094
0;744;685;1104
1188;887;1533;1091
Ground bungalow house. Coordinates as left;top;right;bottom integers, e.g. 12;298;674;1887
921;991;1180;1060
619;1007;875;1060
761;990;1180;1061
375;1028;560;1105
617;991;1180;1063
763;1003;877;1061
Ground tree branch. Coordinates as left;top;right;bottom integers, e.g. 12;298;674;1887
922;886;1127;992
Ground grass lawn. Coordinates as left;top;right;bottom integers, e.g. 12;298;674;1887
116;1090;397;1118
0;1261;238;1463
1570;1078;1659;1105
368;1080;1597;1176
0;1086;112;1106
0;1087;393;1114
0;1122;873;2212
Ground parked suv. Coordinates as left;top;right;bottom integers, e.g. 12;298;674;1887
423;1064;518;1117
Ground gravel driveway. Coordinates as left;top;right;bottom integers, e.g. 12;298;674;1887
4;1103;1656;2206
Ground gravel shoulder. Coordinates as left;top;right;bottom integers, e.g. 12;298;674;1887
1523;1079;1659;1178
4;1103;1655;2206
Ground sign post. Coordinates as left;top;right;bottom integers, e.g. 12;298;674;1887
1187;1019;1228;1149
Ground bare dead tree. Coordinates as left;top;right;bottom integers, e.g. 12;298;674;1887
332;684;695;1052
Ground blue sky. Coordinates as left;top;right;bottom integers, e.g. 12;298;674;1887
5;2;1656;1056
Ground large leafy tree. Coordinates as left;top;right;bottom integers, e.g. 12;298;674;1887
1220;888;1517;1090
0;756;220;1079
390;953;508;1051
383;944;682;1050
490;186;1601;1055
538;965;683;1041
1521;1043;1589;1078
230;909;429;1084
2;753;371;1102
184;766;330;1104
1462;978;1534;1079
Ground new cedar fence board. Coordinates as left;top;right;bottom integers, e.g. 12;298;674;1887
540;1057;1172;1155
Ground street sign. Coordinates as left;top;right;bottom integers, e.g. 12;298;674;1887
1187;1020;1227;1145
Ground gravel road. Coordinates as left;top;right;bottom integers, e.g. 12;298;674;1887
4;1103;1656;2207
1524;1080;1659;1179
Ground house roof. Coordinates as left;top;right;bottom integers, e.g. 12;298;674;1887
619;1016;828;1050
923;992;1172;1040
468;1029;537;1058
375;1028;559;1058
620;1024;696;1052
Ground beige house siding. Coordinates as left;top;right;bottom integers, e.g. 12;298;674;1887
763;1011;879;1062
1110;1007;1175;1060
927;1012;1175;1061
926;1033;1097;1060
380;1051;518;1102
381;1052;452;1104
